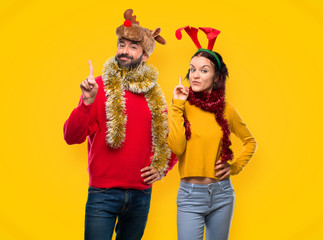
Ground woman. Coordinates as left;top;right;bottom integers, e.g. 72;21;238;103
168;26;257;240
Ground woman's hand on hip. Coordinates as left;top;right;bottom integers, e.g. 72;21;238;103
215;160;231;181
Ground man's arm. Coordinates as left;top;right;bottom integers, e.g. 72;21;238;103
63;60;99;144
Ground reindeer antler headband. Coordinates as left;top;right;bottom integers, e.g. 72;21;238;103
116;9;166;56
176;26;222;70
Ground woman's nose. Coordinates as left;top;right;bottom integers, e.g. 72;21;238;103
193;71;200;79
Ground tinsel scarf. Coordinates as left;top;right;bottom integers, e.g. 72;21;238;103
184;87;233;163
102;58;171;174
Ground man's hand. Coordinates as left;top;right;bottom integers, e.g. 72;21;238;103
215;160;231;181
141;166;162;185
80;60;98;105
173;77;189;101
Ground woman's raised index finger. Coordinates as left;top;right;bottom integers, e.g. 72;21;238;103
179;76;182;86
88;60;94;76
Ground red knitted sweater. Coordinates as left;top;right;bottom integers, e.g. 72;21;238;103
64;76;176;190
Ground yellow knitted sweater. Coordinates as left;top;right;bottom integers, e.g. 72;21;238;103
168;99;257;178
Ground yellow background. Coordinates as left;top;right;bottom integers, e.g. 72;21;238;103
1;0;323;239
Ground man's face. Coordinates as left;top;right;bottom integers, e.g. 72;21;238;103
116;38;148;69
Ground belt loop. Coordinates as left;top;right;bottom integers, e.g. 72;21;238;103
217;180;222;191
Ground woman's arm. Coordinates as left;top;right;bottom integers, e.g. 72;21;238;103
168;99;188;156
228;106;257;175
168;77;189;156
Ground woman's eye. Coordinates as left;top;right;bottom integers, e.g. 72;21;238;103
201;69;208;73
190;69;195;72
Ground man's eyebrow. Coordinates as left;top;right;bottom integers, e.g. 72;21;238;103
118;39;139;46
130;41;139;45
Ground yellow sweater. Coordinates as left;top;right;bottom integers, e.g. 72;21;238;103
168;99;257;178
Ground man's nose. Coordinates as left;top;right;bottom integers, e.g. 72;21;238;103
121;46;130;54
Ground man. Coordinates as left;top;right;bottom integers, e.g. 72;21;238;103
64;9;176;240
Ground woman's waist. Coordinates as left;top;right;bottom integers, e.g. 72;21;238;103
181;176;222;184
179;177;232;192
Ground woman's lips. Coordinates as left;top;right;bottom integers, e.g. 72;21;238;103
192;81;201;85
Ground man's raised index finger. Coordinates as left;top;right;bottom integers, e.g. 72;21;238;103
88;60;94;76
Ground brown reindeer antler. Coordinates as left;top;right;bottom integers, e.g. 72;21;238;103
117;9;166;55
124;9;139;25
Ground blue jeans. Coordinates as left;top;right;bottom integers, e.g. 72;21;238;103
177;179;235;240
84;187;152;240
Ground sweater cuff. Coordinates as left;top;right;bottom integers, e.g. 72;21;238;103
78;99;93;113
172;99;186;113
173;99;186;106
227;160;238;175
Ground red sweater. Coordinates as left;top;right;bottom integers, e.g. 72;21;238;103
64;76;176;190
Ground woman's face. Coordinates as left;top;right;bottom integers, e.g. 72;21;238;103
189;56;216;93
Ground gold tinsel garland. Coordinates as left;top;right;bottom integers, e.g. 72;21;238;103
102;58;171;175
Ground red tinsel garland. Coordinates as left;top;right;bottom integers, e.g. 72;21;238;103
184;87;233;163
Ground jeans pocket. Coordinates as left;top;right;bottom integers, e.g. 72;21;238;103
177;187;192;198
176;187;192;207
88;186;109;194
142;187;152;195
221;182;235;193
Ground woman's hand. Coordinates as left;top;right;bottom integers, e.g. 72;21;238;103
173;77;189;101
215;160;231;180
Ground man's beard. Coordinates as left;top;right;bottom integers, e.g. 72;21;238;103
115;53;144;70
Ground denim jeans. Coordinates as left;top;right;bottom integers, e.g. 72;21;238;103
84;187;152;240
177;179;235;240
